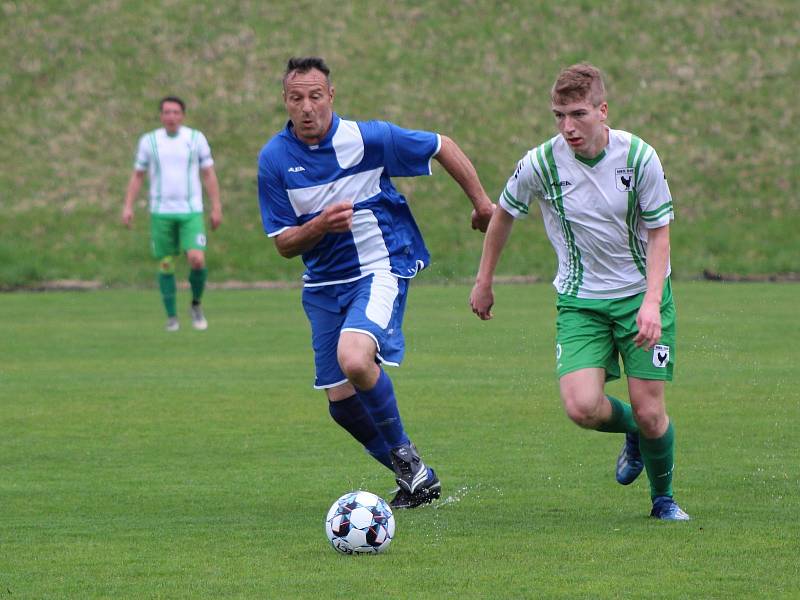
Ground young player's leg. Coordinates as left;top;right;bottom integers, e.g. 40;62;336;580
302;285;393;471
338;273;439;505
151;215;180;330
627;377;687;519
180;214;208;329
556;297;638;434
556;295;643;484
619;282;688;519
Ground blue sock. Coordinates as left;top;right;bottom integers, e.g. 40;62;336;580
328;395;393;470
356;370;410;449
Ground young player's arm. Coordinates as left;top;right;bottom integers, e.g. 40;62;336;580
273;201;354;258
469;207;516;320
201;166;223;230
635;224;670;350
121;170;145;228
433;135;495;232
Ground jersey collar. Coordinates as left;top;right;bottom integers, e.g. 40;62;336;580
573;125;610;167
284;113;341;149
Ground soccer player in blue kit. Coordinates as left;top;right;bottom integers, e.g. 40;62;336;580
258;57;495;508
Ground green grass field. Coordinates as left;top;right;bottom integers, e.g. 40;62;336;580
2;283;798;598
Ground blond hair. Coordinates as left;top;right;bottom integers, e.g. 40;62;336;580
551;63;606;106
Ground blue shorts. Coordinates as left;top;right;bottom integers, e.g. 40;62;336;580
301;272;409;389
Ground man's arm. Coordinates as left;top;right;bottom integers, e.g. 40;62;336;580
635;224;670;349
201;166;222;230
274;201;354;258
434;135;495;232
469;207;516;320
121;170;145;228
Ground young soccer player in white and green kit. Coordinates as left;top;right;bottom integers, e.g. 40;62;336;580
122;96;222;331
470;64;689;520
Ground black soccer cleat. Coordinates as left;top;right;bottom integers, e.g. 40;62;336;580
390;443;430;494
389;470;441;509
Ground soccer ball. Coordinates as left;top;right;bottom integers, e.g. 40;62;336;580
325;490;395;555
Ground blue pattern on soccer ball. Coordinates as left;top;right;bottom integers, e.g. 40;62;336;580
325;491;395;554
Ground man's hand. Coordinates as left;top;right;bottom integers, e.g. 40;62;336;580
469;283;495;320
121;206;134;228
471;203;496;233
321;201;354;233
634;298;662;350
210;205;223;230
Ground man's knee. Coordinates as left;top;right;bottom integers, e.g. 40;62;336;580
632;404;668;438
560;369;607;429
337;332;379;388
337;351;374;383
159;256;176;274
187;250;205;269
629;378;668;437
562;391;606;429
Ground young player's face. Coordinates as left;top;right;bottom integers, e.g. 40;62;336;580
552;98;608;159
160;101;185;135
283;69;334;145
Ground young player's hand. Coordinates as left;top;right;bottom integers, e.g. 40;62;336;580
210;206;223;230
634;299;662;350
121;207;134;228
471;203;496;232
322;201;354;233
469;283;494;320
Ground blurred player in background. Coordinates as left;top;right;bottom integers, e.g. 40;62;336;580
122;96;222;331
470;63;690;520
258;57;494;509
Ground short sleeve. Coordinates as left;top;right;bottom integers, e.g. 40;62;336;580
257;148;298;237
197;131;214;169
498;151;542;219
382;122;440;178
636;149;673;228
134;134;150;171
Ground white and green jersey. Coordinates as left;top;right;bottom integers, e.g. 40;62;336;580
134;126;214;215
500;128;673;299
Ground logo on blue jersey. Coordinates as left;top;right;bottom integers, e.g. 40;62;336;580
288;166;306;173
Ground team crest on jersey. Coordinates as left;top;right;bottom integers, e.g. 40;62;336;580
652;344;669;368
615;167;635;192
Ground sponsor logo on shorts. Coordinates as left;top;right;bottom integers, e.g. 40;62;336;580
196;233;207;247
653;344;669;368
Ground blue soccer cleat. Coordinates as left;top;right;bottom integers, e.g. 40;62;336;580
616;432;644;485
650;496;691;521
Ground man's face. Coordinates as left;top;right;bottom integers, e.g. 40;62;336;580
552;97;608;159
283;68;334;145
160;101;184;134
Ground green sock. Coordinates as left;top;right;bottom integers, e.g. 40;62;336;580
158;273;177;317
596;395;638;433
640;421;675;500
189;268;207;304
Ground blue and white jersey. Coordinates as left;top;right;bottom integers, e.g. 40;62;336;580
257;113;441;286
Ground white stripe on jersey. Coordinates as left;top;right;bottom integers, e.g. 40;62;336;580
364;272;399;328
332;119;365;168
351;209;392;274
286;167;383;217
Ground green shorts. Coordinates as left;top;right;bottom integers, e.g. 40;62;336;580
150;213;207;259
555;279;675;382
